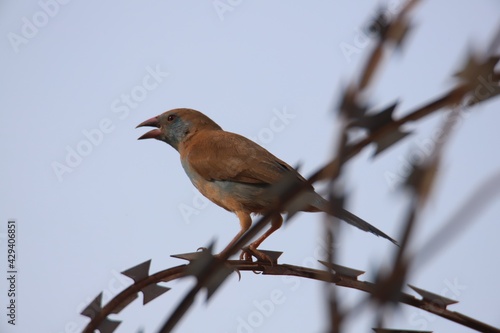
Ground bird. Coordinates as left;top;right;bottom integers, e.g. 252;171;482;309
136;108;397;261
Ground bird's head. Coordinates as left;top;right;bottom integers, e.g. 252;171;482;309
136;108;222;150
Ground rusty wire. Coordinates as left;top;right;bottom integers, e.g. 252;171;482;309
81;254;500;333
80;1;500;332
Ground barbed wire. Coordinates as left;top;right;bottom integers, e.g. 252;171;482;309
81;252;500;333
80;1;500;332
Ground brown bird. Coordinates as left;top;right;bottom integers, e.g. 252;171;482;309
137;108;397;261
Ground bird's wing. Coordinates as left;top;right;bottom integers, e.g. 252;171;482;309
185;130;306;185
185;130;399;245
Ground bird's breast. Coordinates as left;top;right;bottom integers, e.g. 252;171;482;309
180;158;276;214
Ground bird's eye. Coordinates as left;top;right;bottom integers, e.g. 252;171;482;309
167;115;175;121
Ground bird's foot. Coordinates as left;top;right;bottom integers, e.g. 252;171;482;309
240;245;274;264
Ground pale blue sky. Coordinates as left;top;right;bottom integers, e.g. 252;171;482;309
1;1;499;332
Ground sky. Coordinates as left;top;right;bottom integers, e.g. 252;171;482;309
1;1;500;332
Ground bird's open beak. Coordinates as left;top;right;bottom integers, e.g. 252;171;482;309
136;116;161;140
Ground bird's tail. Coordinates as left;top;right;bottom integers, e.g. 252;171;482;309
336;207;399;246
306;193;399;246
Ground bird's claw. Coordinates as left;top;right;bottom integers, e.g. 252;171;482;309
197;246;209;252
240;246;274;265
